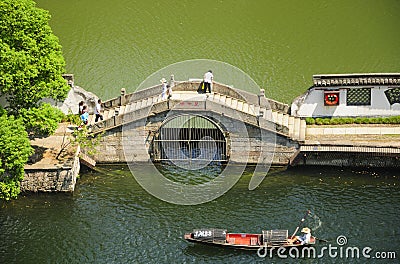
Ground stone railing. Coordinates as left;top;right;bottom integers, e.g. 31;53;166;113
101;80;290;113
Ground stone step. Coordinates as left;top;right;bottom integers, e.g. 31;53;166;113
131;101;138;111
226;96;232;107
254;105;260;116
242;102;249;113
113;107;120;116
79;152;96;169
231;98;238;109
119;105;126;115
262;108;272;121
209;93;216;101
282;113;289;127
136;100;142;110
124;103;131;113
237;101;243;111
107;108;115;119
276;112;283;125
147;97;153;105
101;110;108;121
142;98;148;107
219;95;227;104
147;97;153;106
271;111;278;123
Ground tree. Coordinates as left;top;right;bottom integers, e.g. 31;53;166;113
0;0;70;200
0;0;69;112
0;110;34;200
20;103;64;138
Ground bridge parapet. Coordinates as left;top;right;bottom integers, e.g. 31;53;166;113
101;80;290;113
89;90;305;142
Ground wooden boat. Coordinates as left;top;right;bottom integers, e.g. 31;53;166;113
184;228;316;250
184;210;316;251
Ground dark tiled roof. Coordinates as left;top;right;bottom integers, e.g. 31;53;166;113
312;73;400;87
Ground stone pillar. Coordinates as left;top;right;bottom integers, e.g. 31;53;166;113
264;109;272;122
120;88;126;106
283;114;289;128
293;117;301;140
62;74;74;87
276;112;283;126
288;116;294;138
271;111;278;124
258;89;268;107
299;119;306;141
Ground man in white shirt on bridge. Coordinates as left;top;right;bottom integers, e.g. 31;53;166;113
203;70;213;93
95;99;103;122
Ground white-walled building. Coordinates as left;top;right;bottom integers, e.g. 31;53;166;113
291;73;400;117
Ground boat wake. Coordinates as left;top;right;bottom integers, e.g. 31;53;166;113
310;213;322;232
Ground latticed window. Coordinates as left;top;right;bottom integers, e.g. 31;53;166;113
152;115;227;166
346;88;371;106
384;88;400;105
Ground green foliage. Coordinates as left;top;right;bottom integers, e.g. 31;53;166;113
70;127;103;156
305;117;315;125
56;125;103;160
0;111;33;200
314;118;323;125
62;111;81;126
0;0;69;112
354;117;364;124
20;103;64;138
307;116;400;125
342;118;354;124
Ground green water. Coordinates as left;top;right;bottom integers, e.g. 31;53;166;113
1;166;399;263
36;0;400;103
1;1;399;263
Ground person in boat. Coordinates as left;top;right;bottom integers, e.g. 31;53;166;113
289;227;311;245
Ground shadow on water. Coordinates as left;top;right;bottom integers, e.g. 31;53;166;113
183;243;245;257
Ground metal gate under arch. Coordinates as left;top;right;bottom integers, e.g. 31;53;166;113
152;115;228;164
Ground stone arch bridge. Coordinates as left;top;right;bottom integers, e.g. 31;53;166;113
89;80;306;166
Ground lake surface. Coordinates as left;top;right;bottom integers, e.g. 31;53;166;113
35;0;400;103
1;1;399;263
1;166;399;263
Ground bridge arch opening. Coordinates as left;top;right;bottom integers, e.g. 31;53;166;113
152;114;228;167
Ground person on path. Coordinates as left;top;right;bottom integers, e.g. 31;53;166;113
95;99;103;122
161;78;168;100
167;84;172;99
78;101;84;115
80;105;89;126
203;70;213;93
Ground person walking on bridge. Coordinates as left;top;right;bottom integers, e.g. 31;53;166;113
95;99;104;122
203;70;213;93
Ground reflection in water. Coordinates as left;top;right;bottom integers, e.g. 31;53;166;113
157;162;223;185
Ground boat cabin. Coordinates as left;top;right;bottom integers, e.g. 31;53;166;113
291;73;400;117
